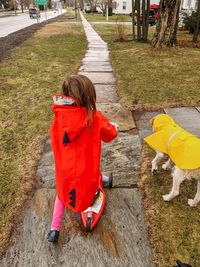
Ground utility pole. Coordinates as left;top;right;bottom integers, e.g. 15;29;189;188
106;4;108;21
132;0;135;40
13;0;17;15
75;0;78;20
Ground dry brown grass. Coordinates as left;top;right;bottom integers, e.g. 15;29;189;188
93;25;200;111
34;21;72;37
140;144;200;267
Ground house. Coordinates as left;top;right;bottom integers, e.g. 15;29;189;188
181;0;198;14
113;0;160;15
113;0;198;15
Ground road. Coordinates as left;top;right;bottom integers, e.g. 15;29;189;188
0;9;66;38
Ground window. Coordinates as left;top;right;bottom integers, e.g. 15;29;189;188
123;1;126;10
187;0;191;8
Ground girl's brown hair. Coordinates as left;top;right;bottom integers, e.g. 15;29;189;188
62;75;96;126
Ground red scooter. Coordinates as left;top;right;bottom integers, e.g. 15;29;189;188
81;173;113;232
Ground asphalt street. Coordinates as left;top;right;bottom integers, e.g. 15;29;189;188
0;9;66;38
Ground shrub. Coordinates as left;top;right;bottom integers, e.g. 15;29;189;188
183;11;200;34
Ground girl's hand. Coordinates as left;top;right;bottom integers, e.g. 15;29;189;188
110;122;119;131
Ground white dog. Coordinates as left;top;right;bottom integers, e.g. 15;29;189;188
144;114;200;207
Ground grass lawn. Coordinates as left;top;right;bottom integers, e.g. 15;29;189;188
93;24;200;110
140;145;200;267
0;19;87;256
84;13;132;22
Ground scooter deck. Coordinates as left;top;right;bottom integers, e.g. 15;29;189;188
81;183;106;232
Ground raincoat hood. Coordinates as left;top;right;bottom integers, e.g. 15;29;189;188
52;95;88;143
144;114;200;170
152;114;177;132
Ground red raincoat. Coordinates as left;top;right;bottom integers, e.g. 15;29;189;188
50;95;118;212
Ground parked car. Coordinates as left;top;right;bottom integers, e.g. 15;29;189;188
29;8;40;19
131;4;159;26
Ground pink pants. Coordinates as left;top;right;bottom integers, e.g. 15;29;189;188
51;175;109;230
51;195;65;231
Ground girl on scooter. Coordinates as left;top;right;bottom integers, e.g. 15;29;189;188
48;74;118;242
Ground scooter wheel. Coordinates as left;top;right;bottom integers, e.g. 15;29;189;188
86;217;92;232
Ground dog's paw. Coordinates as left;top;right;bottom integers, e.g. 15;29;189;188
162;163;168;171
162;194;172;202
152;169;158;175
188;199;197;207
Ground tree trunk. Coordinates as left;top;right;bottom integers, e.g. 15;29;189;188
142;0;146;39
152;0;181;48
193;0;200;43
142;0;150;41
136;0;141;41
132;0;135;40
21;2;24;13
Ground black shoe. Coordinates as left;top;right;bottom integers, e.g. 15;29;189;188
47;230;59;243
175;260;192;267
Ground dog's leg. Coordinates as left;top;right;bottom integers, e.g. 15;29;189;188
188;180;200;207
163;166;185;201
162;158;172;171
151;151;164;175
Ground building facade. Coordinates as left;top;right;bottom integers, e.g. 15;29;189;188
181;0;198;14
113;0;198;15
113;0;160;14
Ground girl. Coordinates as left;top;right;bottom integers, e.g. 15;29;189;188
48;74;118;242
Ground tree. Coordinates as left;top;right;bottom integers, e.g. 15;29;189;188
134;0;150;42
96;0;113;16
142;0;150;41
135;0;141;40
132;0;136;40
193;0;200;42
152;0;181;48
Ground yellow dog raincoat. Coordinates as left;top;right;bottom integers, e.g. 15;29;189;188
144;114;200;170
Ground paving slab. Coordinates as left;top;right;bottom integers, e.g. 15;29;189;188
87;48;108;52
78;72;115;84
196;106;200;113
37;134;139;189
86;50;109;55
165;107;200;136
37;141;55;189
102;133;141;187
87;46;108;51
0;187;153;267
82;57;110;63
85;53;109;57
84;56;110;61
97;103;136;131
81;61;112;67
89;40;107;45
79;66;113;72
95;84;119;103
133;111;161;140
